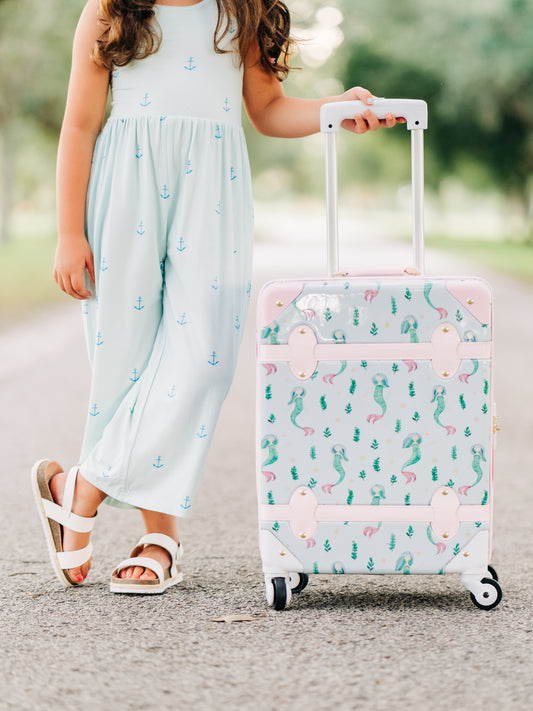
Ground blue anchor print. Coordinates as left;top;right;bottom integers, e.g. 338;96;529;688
102;466;112;478
246;281;252;296
230;166;237;181
176;313;187;325
234;315;240;330
181;496;192;511
130;368;140;383
223;98;231;112
233;248;238;255
160;185;170;200
112;70;119;80
129;404;136;416
160;115;167;123
134;297;145;311
208;352;220;366
152;456;164;469
137;221;146;236
215;201;222;215
197;425;207;439
176;237;186;252
168;385;176;399
82;303;89;315
214;124;222;139
185;160;193;175
100;257;108;272
135;145;143;159
96;332;104;346
211;277;219;291
184;57;197;71
90;404;100;417
140;93;151;107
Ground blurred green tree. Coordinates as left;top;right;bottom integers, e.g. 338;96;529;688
340;0;533;236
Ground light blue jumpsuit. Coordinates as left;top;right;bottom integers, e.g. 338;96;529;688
79;0;253;516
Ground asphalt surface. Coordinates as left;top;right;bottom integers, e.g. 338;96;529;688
1;213;532;710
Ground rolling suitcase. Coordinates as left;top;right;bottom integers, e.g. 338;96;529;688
255;98;502;611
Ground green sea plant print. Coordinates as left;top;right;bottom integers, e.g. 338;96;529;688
482;404;488;414
345;403;352;414
267;414;276;424
313;562;319;574
353;308;360;326
347;490;354;505
481;490;488;505
412;412;420;422
409;382;416;398
310;446;316;460
359;470;367;480
405;288;412;301
291;466;299;481
484;380;489;395
392;363;399;373
349;379;357;395
390;474;398;484
308;477;317;489
456;309;463;322
432;466;438;482
324;539;332;553
320;395;327;411
459;395;466;410
351;542;358;560
324;307;332;321
373;458;381;472
453;543;460;555
265;385;272;400
446;478;455;487
371;439;379;450
272;522;280;532
464;427;472;437
395;419;401;433
389;534;396;551
406;525;414;537
324;427;332;438
367;557;375;571
361;361;368;369
370;322;378;336
353;427;360;443
404;493;411;506
452;445;458;460
391;296;397;315
267;491;274;505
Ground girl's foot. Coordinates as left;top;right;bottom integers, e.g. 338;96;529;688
110;533;183;594
118;543;175;580
119;509;180;580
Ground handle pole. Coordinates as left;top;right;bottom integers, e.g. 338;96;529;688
325;131;339;276
411;129;425;273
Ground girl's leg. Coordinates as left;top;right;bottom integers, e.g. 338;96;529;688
118;509;179;580
49;471;107;581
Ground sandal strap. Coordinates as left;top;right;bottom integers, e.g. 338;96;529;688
57;542;93;570
114;556;165;583
136;533;182;563
42;499;96;533
62;467;79;515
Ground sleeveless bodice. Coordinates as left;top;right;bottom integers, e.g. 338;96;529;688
109;0;243;125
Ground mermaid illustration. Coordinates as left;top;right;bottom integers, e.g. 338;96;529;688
323;330;347;384
424;283;448;319
431;385;457;435
427;524;446;554
401;315;419;343
401;433;422;483
288;387;315;436
458;444;486;496
262;321;280;344
459;331;479;384
261;435;278;483
322;445;349;494
395;551;414;574
363;484;386;538
367;373;389;424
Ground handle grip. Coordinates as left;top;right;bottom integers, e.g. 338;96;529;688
320;98;428;132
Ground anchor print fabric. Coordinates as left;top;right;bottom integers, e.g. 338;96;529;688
79;0;253;516
257;278;493;574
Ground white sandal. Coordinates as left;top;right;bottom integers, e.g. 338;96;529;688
110;533;183;595
31;459;96;587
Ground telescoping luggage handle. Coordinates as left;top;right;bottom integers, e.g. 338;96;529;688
320;98;428;276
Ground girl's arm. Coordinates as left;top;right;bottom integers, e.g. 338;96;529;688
55;0;110;300
243;42;398;138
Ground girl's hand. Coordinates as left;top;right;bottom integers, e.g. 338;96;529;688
339;86;406;134
54;236;96;300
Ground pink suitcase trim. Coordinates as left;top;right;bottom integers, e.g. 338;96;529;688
259;323;491;380
261;486;488;543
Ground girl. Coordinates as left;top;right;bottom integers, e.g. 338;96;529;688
32;0;400;594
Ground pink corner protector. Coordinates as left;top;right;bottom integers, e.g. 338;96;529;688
447;280;492;325
257;281;305;329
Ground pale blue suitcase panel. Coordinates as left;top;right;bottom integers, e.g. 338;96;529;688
256;276;500;609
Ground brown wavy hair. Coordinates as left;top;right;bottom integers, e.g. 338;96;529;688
92;0;294;80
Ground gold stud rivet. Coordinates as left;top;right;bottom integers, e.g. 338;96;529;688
299;371;306;378
279;551;286;556
299;533;307;539
276;300;283;307
442;532;449;539
443;326;450;333
467;298;475;305
300;490;307;496
443;371;450;378
463;552;470;558
299;328;307;334
442;489;449;496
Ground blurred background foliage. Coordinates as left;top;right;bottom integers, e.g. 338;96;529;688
0;0;532;321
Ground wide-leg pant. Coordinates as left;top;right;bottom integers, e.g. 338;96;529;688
79;116;254;516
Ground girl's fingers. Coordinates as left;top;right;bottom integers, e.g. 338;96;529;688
71;271;92;300
87;252;96;286
353;114;367;134
351;86;375;105
364;109;380;131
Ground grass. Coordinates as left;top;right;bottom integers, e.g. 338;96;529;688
426;236;533;283
0;234;68;328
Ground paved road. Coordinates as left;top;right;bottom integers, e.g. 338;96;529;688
1;218;532;710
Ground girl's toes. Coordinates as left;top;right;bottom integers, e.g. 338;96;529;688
140;569;157;580
68;567;85;583
130;566;145;580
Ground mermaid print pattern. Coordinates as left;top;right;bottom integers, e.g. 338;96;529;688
258;277;493;575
